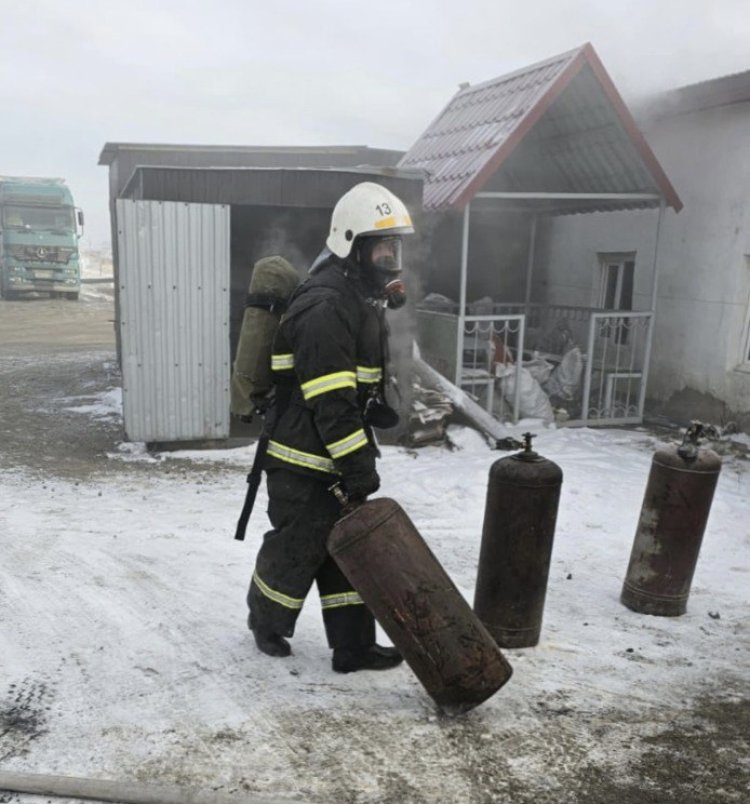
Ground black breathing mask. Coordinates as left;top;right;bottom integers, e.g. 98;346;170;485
358;236;406;307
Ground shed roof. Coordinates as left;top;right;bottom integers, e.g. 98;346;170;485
98;142;402;168
119;165;423;210
399;43;682;214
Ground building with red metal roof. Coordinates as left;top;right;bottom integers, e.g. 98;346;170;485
400;43;680;216
406;44;682;427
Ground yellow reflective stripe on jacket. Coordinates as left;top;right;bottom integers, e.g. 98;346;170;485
271;353;294;371
320;591;364;610
253;571;305;610
300;371;356;401
267;439;337;474
356;365;382;384
325;428;368;459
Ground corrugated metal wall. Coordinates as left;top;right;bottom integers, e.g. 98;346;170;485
116;200;230;442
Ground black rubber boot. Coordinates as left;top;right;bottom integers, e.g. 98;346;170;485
248;614;291;658
332;644;403;673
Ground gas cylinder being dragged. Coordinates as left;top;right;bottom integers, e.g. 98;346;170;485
621;422;722;616
473;433;563;648
328;498;513;715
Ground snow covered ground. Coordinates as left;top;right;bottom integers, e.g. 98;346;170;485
1;378;749;802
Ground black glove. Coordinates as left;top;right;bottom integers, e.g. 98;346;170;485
342;469;380;503
336;446;379;502
364;395;400;430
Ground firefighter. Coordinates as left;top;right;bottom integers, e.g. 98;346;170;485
247;182;414;672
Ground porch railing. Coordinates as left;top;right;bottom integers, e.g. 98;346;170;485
582;311;653;425
416;303;653;426
462;314;525;423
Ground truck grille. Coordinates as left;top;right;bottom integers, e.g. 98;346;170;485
7;245;76;264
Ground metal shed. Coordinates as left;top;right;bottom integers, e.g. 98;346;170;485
399;43;682;426
98;144;405;353
98;149;421;445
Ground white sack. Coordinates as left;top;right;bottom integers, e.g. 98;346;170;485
546;346;584;400
498;366;554;423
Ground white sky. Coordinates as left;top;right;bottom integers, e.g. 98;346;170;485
1;0;748;249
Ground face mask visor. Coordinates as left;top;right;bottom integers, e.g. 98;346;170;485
361;236;403;277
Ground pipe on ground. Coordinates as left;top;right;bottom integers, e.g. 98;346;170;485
0;770;286;804
413;354;507;441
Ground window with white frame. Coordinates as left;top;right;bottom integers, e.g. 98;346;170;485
598;254;635;345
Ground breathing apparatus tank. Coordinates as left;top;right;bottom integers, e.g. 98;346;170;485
473;433;563;648
621;422;722;616
230;256;299;419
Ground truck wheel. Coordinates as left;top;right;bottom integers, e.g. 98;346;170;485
65;292;79;301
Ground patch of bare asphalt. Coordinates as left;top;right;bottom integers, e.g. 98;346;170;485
0;348;233;482
269;685;749;803
575;691;750;804
0;348;122;478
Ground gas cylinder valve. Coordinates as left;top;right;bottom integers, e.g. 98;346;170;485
494;432;538;452
677;420;706;461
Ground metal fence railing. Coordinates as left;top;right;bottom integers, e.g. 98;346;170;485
461;314;525;422
581;311;653;425
416;304;653;426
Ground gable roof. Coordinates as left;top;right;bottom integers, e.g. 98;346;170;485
399;43;682;213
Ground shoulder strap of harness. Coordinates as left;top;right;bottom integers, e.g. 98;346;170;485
245;292;288;313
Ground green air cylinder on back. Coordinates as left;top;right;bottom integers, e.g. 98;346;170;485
230;255;299;419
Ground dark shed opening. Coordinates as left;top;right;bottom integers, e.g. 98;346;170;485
102;153;422;443
118;165;422;371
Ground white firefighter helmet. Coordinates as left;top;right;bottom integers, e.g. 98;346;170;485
326;182;414;259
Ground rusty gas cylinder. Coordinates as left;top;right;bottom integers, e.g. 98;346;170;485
621;423;722;616
328;497;513;715
473;433;563;648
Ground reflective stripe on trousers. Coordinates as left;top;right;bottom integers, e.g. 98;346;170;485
252;571;305;610
320;591;364;610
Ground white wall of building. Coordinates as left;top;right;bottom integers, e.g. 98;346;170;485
537;100;750;423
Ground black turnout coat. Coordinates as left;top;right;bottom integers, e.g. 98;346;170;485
264;257;387;486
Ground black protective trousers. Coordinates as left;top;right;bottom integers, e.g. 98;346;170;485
247;469;375;650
